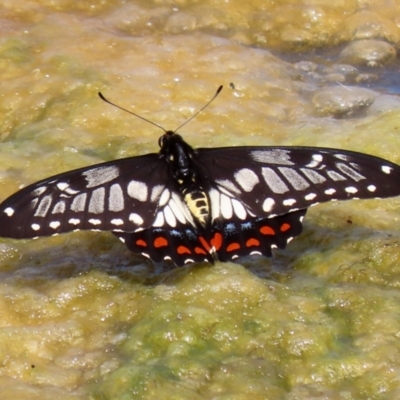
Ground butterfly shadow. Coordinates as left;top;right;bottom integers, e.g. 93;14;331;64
0;231;213;288
2;211;399;288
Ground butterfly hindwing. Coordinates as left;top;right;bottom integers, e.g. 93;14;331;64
114;209;307;266
114;225;214;265
211;210;307;262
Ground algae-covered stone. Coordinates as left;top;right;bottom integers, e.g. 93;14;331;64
1;1;400;399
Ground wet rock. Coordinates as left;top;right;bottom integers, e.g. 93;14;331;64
367;94;400;115
343;10;399;44
330;64;358;79
165;11;196;33
312;86;376;117
325;73;346;83
339;39;396;67
294;61;318;73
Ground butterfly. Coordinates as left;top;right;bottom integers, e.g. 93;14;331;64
0;87;400;266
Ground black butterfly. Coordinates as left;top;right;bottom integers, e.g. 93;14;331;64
0;89;400;266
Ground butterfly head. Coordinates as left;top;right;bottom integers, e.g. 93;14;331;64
159;130;196;155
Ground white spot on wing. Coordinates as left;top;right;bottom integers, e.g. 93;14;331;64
220;194;233;219
83;166;120;188
305;193;317;201
71;193;87;212
231;199;247;220
153;211;165;227
367;184;376;192
32;187;46;196
336;162;365;181
327;170;346;181
234;168;259;192
382;165;392;174
109;184;124;212
52;200;66;214
215;179;241;195
305;154;323;168
89;218;101;225
209;189;220;220
88;187;105;214
34;195;52;217
64;187;79;195
31;223;40;231
159;189;170;206
345;186;358;194
171;192;195;225
127;180;148;202
151;185;164;202
334;154;350;161
261;167;289;194
251;149;294;165
4;207;14;217
129;213;144;225
262;197;275;212
279;167;310;190
325;188;336;195
164;205;176;227
283;198;296;206
111;218;124;226
49;221;60;229
57;182;69;191
69;218;80;225
300;168;326;184
168;197;187;224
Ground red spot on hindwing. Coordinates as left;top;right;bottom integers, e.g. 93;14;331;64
226;242;240;252
211;232;223;251
260;226;275;235
280;223;291;232
195;247;207;255
154;237;168;248
246;238;260;247
199;236;211;252
177;245;191;255
136;239;147;247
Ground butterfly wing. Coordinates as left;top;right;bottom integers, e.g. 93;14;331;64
184;146;400;262
114;225;214;265
194;146;400;219
0;152;217;265
0;153;192;238
207;210;307;262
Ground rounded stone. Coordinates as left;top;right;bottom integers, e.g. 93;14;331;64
312;86;376;117
339;39;396;67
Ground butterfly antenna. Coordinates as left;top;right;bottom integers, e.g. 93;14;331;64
174;85;223;133
98;92;167;133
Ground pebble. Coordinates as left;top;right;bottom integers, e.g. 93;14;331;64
312;86;376;117
339;39;396;67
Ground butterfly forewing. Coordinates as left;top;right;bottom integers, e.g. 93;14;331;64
0;153;181;238
195;146;400;219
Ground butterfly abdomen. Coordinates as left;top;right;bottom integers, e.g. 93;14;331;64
182;188;210;226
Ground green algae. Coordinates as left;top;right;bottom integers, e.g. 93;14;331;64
0;0;400;399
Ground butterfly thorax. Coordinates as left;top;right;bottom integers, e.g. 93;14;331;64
159;131;210;227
